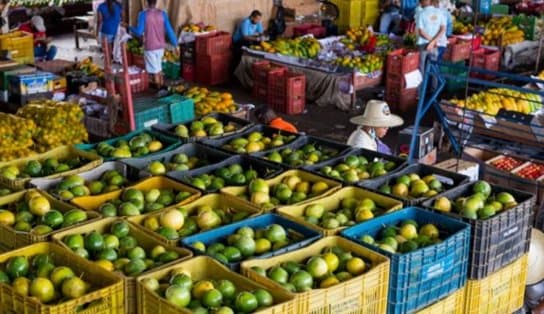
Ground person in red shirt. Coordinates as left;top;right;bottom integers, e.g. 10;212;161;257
255;106;298;133
19;15;56;61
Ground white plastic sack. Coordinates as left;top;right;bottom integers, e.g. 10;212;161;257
113;27;132;64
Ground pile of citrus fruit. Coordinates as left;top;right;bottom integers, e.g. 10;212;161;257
250;246;369;292
191;224;292;265
90;133;165;159
141;267;275;313
183;87;237;116
319;155;398;183
17;101;88;153
0;191;91;234
51;170;128;201
184;163;273;191
146;153;207;176
0;113;36;156
360;220;442;254
97;187;194;217
174;116;240;138
377;173;444;199
220;131;297;154
0;157;90;180
61;220;181;275
263;143;341;167
0;253;92;303
142;204;253;241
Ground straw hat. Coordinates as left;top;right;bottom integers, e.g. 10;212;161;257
350;100;404;128
31;16;46;32
528;228;544;285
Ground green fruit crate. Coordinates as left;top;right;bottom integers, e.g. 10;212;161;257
277;186;403;236
361;163;470;206
157;93;195;125
70;176;201;217
152;112;253;143
168;155;285;194
464;254;527;314
29;161;130;198
252;135;354;169
75;129;181;162
415;286;465;314
122;142;232;180
0;145;103;191
0;189;101;250
129;193;262;246
162;61;181;80
422;182;535;279
133;99;170;130
220;169;342;211
440;61;468;93
0;242;125;314
302;147;407;186
51;217;193;314
512;15;543;41
137;256;297;314
241;236;390;314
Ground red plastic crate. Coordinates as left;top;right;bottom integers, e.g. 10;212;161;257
252;61;287;85
195;31;232;56
195;52;232;85
387;49;420;75
252;81;268;100
385;87;418;113
385;73;406;92
267;71;306;115
268;93;306;115
182;63;194;82
128;52;145;69
115;70;149;95
443;38;471;62
470;48;500;79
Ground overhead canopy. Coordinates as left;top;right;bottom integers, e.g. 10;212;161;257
130;0;273;34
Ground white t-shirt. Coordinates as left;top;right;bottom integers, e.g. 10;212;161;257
347;127;377;151
416;6;446;46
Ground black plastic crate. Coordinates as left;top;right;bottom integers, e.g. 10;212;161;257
361;163;470;206
201;124;302;155
422;182;535;279
152;112;253;143
167;155;285;193
252;135;354;169
302;148;407;184
122;143;233;179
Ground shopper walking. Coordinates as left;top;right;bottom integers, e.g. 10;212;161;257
347;100;404;154
130;0;178;91
416;0;446;73
96;0;123;46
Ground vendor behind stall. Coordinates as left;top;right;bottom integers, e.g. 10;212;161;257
130;0;178;91
233;10;264;47
347;100;404;155
255;106;298;133
19;15;56;61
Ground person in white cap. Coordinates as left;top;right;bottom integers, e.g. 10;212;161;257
19;15;56;61
347;100;404;155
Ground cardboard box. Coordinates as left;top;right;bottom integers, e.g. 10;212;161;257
435;158;480;181
398;125;435;159
415;148;437;165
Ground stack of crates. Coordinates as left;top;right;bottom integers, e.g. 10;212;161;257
0;65;35;103
8;71;57;106
181;41;195;82
251;61;286;101
385;49;420;112
267;71;306;115
0;31;34;65
195;31;232;85
470;48;501;79
332;0;362;32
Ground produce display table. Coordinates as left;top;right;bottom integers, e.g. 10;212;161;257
235;54;353;111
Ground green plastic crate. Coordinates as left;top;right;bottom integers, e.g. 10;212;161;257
513;15;542;41
490;4;509;15
162;61;180;80
441;61;468;92
133;101;168;129
158;94;195;124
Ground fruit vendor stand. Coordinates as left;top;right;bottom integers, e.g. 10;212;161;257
235;30;397;111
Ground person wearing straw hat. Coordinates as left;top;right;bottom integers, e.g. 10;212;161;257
347;100;404;155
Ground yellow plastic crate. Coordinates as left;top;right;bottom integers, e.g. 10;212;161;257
277;186;403;236
129;193;262;246
416;287;465;314
0;242;124;314
220;169;342;211
51;217;193;314
71;176;201;214
0;31;34;65
0;145;102;190
361;0;379;26
241;236;390;314
0;189;101;250
137;256;297;314
337;0;362;31
464;255;528;314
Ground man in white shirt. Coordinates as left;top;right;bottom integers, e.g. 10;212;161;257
416;0;446;74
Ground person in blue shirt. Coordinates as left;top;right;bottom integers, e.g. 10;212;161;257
96;0;123;46
233;10;264;46
416;0;446;73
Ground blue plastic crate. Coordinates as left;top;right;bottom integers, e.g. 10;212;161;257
341;207;471;314
75;129;181;162
9;71;56;95
181;213;322;271
401;0;419;17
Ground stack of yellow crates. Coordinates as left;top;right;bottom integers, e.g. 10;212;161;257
361;0;380;27
331;0;380;31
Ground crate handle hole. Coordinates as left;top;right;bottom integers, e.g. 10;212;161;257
75;297;108;312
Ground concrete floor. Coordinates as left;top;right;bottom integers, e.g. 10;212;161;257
51;33;415;149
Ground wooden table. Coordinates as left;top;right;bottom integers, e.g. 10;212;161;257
73;15;95;50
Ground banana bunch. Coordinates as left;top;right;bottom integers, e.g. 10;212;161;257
483;16;525;46
453;21;474;35
339;27;373;50
251;37;321;59
163;50;179;63
450;88;541;116
334;54;384;74
76;57;103;78
127;39;144;55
